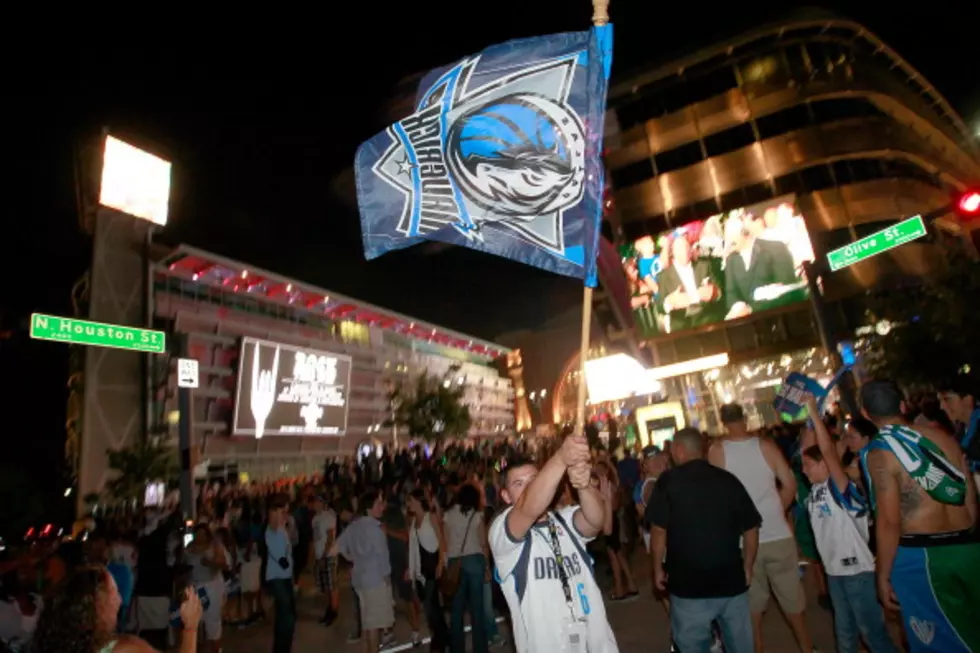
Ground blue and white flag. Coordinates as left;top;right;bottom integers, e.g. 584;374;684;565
355;25;614;286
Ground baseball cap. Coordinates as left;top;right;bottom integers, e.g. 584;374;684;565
642;445;661;459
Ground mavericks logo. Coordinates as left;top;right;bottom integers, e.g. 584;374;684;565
372;53;587;258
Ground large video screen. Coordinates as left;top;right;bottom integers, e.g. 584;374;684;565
233;338;352;437
621;195;814;338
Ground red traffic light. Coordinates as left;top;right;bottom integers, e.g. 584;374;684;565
958;190;980;216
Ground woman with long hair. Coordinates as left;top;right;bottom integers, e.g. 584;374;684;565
443;484;490;653
33;565;201;653
407;489;449;652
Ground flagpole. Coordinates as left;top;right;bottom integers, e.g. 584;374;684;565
574;0;610;436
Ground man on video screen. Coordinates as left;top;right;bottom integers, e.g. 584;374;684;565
723;213;798;320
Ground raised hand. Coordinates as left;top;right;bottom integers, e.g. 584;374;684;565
558;434;590;468
179;587;203;630
250;343;280;439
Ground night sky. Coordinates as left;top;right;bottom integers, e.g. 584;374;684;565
2;1;975;505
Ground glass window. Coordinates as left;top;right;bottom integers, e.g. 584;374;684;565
610;157;655;188
755;104;811;139
783;310;815;339
718;188;748;214
845;158;881;184
773;170;804;196
810;98;881;123
655;141;703;173
798;164;834;192
643;214;670;235
727;323;758;352
742;181;772;205
703;123;756;157
754;316;785;347
690;198;720;221
784;44;809;78
804;42;832;75
674;336;702;361
831;160;854;185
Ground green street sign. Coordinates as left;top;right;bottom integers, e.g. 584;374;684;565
30;313;166;354
827;215;928;272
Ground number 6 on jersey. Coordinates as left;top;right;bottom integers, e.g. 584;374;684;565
576;582;591;615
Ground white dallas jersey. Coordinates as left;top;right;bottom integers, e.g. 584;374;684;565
805;479;874;576
490;505;618;653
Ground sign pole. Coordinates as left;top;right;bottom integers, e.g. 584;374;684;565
177;334;195;522
573;0;609;436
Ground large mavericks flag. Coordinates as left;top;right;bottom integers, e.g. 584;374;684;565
355;25;613;286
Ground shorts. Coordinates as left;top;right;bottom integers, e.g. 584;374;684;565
748;537;805;614
314;556;337;594
891;531;980;652
356;582;395;631
240;560;261;594
198;578;225;641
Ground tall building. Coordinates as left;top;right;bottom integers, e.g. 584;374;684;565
559;10;980;431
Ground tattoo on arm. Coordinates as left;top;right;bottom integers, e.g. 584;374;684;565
897;474;922;517
867;450;899;516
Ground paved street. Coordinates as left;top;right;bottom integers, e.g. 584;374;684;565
225;554;904;652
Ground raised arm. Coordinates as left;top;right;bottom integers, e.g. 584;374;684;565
806;395;849;494
568;468;606;539
505;436;589;542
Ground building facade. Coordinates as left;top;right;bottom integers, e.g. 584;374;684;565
147;246;518;482
560;11;980;432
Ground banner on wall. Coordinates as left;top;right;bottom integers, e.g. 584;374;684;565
233;337;352;437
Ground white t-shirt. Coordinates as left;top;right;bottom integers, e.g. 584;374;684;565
490;505;618;653
312;509;337;559
805;479;874;576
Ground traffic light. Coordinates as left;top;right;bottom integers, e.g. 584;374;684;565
956;190;980;218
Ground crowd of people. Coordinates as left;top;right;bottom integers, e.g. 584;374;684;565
1;371;978;653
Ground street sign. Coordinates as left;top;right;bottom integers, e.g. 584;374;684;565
29;313;166;354
177;358;199;388
827;215;927;272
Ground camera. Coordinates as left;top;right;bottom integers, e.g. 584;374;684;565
277;556;290;570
